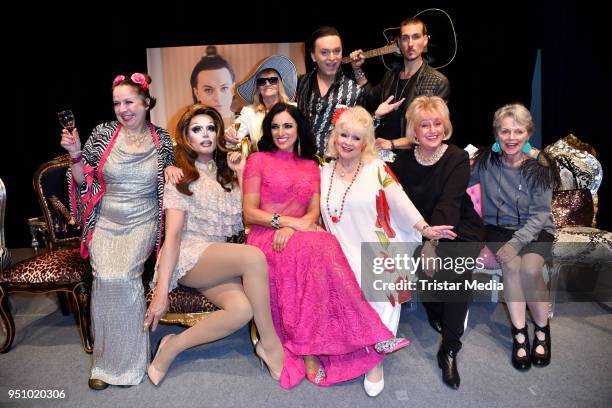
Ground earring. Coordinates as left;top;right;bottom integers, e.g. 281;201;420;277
522;141;532;154
492;142;501;153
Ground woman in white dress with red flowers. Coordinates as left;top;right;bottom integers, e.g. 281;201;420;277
320;106;455;396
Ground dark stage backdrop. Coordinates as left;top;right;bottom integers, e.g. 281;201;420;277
4;1;608;248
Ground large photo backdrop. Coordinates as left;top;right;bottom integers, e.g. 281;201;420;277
147;43;305;139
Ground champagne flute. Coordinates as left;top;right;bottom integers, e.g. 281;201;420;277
222;115;241;152
58;110;75;133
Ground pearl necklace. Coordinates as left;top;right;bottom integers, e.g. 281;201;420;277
414;144;446;166
325;160;362;223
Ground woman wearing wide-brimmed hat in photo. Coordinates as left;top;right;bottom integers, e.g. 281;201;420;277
225;55;297;151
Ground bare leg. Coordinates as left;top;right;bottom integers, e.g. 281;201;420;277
365;362;383;382
521;253;549;354
151;243;283;379
149;281;253;381
501;256;528;356
304;355;324;382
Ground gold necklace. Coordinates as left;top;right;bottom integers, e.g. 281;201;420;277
206;159;217;173
414;144;446;166
125;127;149;147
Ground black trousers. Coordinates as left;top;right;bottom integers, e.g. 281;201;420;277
416;240;483;354
422;299;469;354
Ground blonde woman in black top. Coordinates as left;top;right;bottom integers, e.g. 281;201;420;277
392;96;484;389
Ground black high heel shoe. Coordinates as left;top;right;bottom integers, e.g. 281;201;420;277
437;344;460;389
428;317;443;334
531;322;551;367
511;324;531;371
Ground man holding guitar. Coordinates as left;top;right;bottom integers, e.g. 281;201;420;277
349;17;450;151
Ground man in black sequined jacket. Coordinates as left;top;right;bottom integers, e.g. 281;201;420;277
296;26;365;158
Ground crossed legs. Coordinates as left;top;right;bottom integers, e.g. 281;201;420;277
149;243;283;381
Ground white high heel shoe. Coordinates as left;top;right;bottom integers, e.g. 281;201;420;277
363;366;384;397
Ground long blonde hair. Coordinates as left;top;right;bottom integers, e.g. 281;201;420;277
252;69;290;113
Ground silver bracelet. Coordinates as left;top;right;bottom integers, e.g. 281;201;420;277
353;68;365;81
271;213;281;229
372;116;381;129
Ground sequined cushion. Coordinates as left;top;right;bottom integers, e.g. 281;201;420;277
0;248;91;284
545;137;602;195
146;285;219;314
553;227;612;262
552;189;594;228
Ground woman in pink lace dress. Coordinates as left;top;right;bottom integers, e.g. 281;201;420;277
243;103;408;390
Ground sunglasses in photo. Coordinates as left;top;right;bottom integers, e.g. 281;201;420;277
256;77;279;86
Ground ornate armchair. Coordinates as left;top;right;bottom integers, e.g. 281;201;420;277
544;135;612;309
0;155;93;353
0;178;9;272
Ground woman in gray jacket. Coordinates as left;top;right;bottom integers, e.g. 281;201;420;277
471;103;556;371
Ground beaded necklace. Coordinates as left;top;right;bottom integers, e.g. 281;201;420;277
325;160;363;223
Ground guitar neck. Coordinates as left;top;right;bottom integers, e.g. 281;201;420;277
341;44;399;64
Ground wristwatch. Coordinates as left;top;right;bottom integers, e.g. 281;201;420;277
271;213;281;229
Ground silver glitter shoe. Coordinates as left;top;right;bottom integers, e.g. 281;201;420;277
374;337;409;354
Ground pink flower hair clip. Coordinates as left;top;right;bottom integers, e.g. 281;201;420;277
331;106;348;126
112;75;126;87
130;73;149;90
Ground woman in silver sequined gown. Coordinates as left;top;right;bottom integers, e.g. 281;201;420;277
61;73;175;389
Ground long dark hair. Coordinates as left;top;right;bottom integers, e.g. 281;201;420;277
174;104;236;194
257;103;318;162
